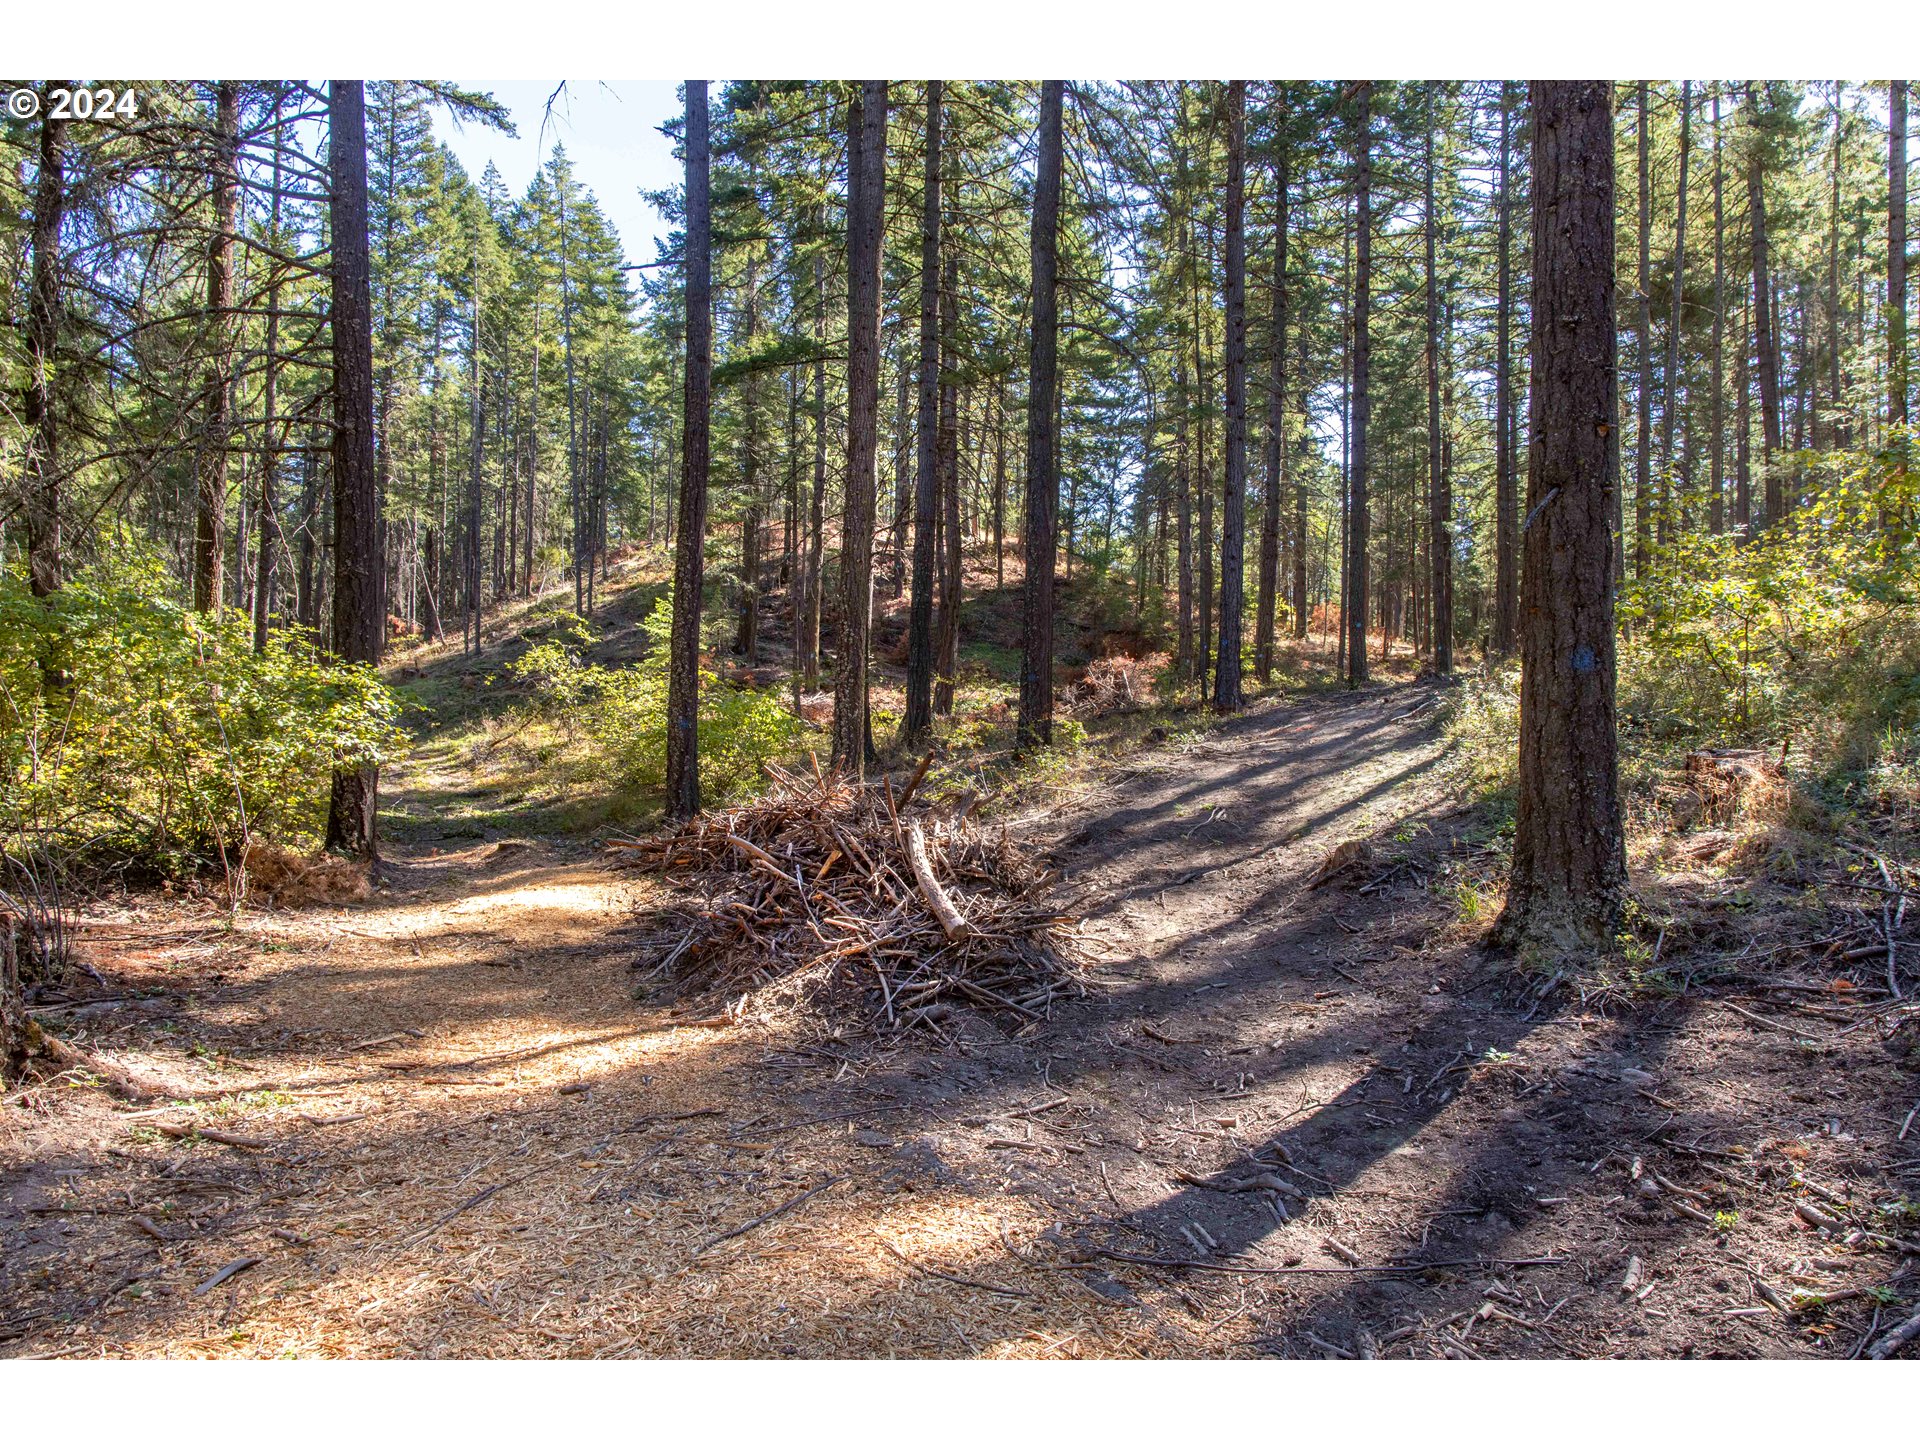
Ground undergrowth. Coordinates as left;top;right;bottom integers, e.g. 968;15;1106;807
1444;440;1920;828
1;551;405;880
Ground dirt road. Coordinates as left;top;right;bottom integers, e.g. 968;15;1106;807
4;684;1914;1357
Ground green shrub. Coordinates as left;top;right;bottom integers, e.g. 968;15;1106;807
1444;436;1920;807
1618;439;1920;773
507;594;800;806
1440;660;1522;803
1;557;405;870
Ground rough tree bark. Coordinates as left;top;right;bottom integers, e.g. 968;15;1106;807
1257;102;1288;680
1492;82;1518;654
803;245;828;690
1892;80;1909;430
1633;82;1653;579
194;81;239;614
1346;81;1372;688
254;90;287;652
23;82;68;599
1711;84;1726;534
1213;80;1248;714
1292;317;1310;640
1494;79;1628;954
1747;85;1784;525
665;80;712;821
832;81;888;776
1175;317;1195;679
1425;90;1452;676
324;81;383;859
1662;81;1691;542
1017;80;1064;749
934;246;962;718
734;240;763;662
904;80;942;743
464;262;486;658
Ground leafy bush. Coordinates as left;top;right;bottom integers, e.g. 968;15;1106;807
1;556;405;871
1619;439;1920;773
1444;435;1920;807
1440;660;1522;804
507;594;800;806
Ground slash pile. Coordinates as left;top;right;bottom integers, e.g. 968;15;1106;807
614;762;1086;1031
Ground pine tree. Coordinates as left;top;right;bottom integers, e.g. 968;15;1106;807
1496;79;1627;952
666;81;712;821
325;80;383;860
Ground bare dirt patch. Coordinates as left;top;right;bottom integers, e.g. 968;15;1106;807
5;683;1916;1358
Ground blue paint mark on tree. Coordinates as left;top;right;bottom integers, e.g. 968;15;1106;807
1571;645;1595;672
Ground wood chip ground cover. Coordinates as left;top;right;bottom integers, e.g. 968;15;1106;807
4;685;1917;1358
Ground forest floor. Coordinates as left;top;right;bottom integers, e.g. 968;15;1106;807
5;672;1920;1357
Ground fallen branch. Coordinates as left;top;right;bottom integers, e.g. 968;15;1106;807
878;1239;1033;1298
906;820;976;940
690;1176;844;1257
192;1256;261;1295
1868;1305;1920;1359
153;1120;269;1150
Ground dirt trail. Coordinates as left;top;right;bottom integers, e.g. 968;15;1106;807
4;683;1915;1358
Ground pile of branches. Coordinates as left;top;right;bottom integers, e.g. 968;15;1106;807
615;760;1085;1031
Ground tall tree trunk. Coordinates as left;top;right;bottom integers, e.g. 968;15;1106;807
1662;81;1691;544
1293;307;1310;639
1346;82;1372;688
1426;88;1452;676
195;81;239;613
1736;288;1753;531
1175;301;1195;678
254;91;287;652
665;81;712;820
803;248;828;690
1017;80;1065;750
1338;204;1350;676
297;439;319;631
1213;81;1248;714
1711;84;1726;533
1496;80;1628;952
1634;81;1653;578
1196;261;1213;683
325;81;382;860
832;81;888;776
496;383;511;597
1892;80;1910;430
786;370;803;712
903;81;943;742
464;265;485;654
735;244;763;662
1748;85;1785;525
506;404;521;595
21;83;66;599
524;305;539;595
1827;86;1845;448
888;345;913;595
934;247;962;718
1492;82;1518;655
556;176;584;616
1257;107;1288;682
992;377;1008;589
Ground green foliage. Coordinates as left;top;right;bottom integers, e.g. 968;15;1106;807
1619;442;1920;774
0;559;405;869
1440;661;1522;802
1445;439;1920;812
507;594;800;806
